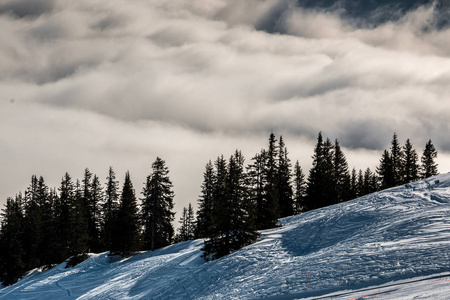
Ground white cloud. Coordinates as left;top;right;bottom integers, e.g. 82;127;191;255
1;0;450;217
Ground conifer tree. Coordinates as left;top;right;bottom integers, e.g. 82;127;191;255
70;180;89;257
21;176;56;270
293;161;306;214
89;175;103;252
403;139;419;183
30;176;55;267
0;195;25;286
40;185;57;267
195;161;215;238
22;176;42;270
176;203;196;242
112;172;140;256
305;133;335;210
247;150;267;229
356;169;364;197
54;173;76;262
202;155;228;260
202;151;258;261
420;139;438;179
323;137;335;205
333;140;351;203
228;151;258;254
370;173;378;193
305;132;324;211
102;167;119;251
261;133;280;228
210;155;228;234
377;150;395;190
82;169;97;252
81;169;103;252
362;168;377;196
390;133;405;185
277;136;294;218
187;203;196;239
141;158;175;251
349;168;358;200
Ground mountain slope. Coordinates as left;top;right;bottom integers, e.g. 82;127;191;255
2;174;450;299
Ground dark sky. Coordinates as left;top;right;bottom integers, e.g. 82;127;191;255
1;0;450;217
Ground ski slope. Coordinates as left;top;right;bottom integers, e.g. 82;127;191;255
2;174;450;299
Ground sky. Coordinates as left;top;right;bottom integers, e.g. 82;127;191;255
1;0;450;221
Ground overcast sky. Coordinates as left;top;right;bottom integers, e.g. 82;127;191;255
1;0;450;220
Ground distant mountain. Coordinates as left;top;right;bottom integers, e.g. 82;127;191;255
2;173;450;299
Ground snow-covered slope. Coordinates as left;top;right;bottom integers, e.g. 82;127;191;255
3;174;450;299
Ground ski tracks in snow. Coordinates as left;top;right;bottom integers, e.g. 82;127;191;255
3;174;450;299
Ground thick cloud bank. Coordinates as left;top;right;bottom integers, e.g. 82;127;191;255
1;0;450;213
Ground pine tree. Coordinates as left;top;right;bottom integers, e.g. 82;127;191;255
81;169;103;252
261;133;280;228
333;140;351;203
349;168;358;199
390;133;405;185
247;150;267;229
420;139;438;179
356;169;364;197
82;169;98;252
89;175;103;252
195;161;215;238
141;158;175;251
21;176;56;270
362;168;377;196
176;203;196;242
370;174;378;194
202;151;258;261
54;173;76;262
403;139;419;183
22;176;42;270
40;185;57;267
186;203;196;240
70;180;89;257
228;151;258;255
305;133;335;210
377;150;395;190
101;167;119;251
112;172;140;256
323;138;335;205
210;155;228;235
202;155;228;260
0;195;25;286
293;161;306;214
305;132;324;211
176;207;188;243
277;136;294;218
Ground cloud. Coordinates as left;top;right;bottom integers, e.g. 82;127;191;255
1;0;450;216
0;0;56;19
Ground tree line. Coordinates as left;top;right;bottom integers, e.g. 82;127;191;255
0;132;439;286
187;132;438;260
0;157;175;286
301;132;438;211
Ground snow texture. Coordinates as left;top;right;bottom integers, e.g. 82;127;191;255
3;174;450;299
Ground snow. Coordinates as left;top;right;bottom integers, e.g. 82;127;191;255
3;174;450;299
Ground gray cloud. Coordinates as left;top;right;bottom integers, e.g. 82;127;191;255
2;0;450;217
0;0;56;18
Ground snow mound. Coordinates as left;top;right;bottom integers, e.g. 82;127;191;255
2;174;450;299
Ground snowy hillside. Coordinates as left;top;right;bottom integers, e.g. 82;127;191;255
3;174;450;299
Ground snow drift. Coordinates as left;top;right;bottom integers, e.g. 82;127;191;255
2;174;450;299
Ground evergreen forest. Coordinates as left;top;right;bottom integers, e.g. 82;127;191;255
0;133;439;286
